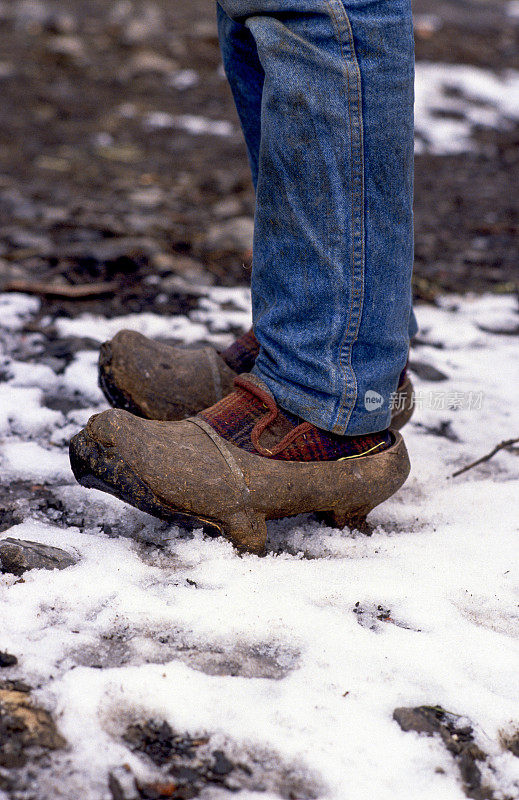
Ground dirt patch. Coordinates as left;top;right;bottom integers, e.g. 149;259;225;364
393;705;512;800
70;625;298;679
116;719;324;799
0;481;71;532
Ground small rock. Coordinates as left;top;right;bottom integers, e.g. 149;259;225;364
393;706;440;735
499;728;519;758
0;538;77;576
0;62;15;79
108;766;140;800
408;360;448;382
3;227;53;253
97;144;144;163
211;750;234;777
46;35;87;66
0;681;66;768
394;706;490;800
192;21;218;40
158;255;212;284
205;216;254;255
0;679;30;693
212;197;242;219
168;69;198;91
126;51;177;78
136;778;179;798
44;12;76;34
129;187;164;209
353;602;397;631
0;652;17;668
122;13;161;46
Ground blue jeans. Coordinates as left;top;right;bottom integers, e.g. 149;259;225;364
217;0;418;435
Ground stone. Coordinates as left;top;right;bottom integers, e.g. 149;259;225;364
0;652;17;668
136;778;180;798
211;750;233;777
108;766;140;800
46;35;86;66
129;187;164;208
500;729;519;758
204;216;254;255
126;51;177;78
157;255;211;282
212;197;242;219
44;12;77;35
394;706;490;800
122;721;322;798
0;538;77;576
393;706;441;735
408;360;448;382
0;681;66;768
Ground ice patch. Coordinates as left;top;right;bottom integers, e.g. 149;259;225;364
143;63;519;153
191;285;253;332
55;287;253;343
59;350;104;404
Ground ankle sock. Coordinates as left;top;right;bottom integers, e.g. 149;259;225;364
220;328;260;374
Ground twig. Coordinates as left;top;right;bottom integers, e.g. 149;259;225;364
452;438;519;478
2;280;118;298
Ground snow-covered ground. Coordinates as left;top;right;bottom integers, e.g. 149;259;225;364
0;290;518;800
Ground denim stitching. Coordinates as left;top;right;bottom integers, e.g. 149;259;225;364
325;1;356;403
325;0;365;433
338;8;365;428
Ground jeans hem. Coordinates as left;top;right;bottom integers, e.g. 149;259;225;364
252;361;391;437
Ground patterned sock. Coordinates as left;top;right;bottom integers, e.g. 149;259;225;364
199;374;392;462
220;328;260;374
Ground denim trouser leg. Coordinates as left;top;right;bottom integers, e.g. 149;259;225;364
217;1;417;435
217;5;263;189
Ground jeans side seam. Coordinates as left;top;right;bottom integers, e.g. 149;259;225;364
325;1;366;434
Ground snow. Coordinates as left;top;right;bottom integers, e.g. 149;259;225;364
415;62;519;154
1;441;70;481
0;289;518;800
55;286;253;344
0;292;40;329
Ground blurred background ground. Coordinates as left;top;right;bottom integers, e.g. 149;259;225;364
0;0;517;321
